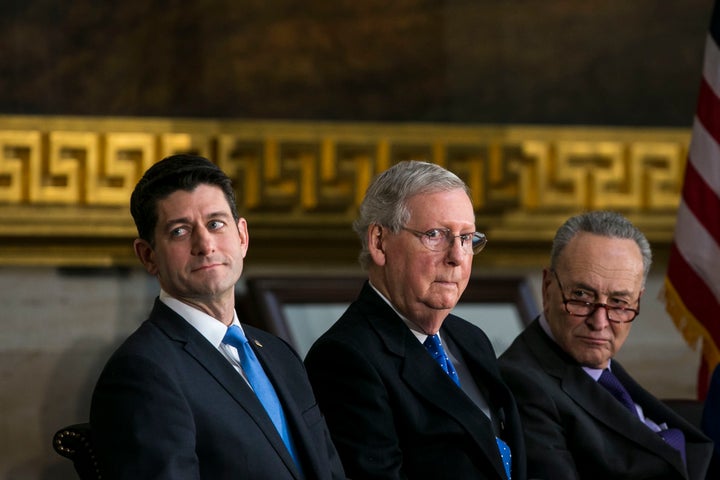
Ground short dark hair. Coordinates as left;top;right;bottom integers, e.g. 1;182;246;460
130;154;239;244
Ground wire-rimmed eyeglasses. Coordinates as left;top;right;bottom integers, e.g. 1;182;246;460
551;270;640;323
402;227;487;255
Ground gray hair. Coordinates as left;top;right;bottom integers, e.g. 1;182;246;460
550;211;653;282
353;161;471;269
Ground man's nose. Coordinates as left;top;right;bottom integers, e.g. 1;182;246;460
584;304;612;330
191;228;215;255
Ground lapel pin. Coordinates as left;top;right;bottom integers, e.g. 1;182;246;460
254;339;263;348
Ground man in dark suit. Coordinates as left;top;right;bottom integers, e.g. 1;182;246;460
90;154;345;480
304;161;526;479
499;211;712;480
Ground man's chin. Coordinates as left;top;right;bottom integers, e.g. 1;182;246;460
424;298;458;312
187;281;234;299
576;353;610;370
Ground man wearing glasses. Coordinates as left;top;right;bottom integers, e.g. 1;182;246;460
305;161;526;480
499;210;712;480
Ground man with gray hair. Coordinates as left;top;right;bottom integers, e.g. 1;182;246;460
305;160;526;479
499;210;712;480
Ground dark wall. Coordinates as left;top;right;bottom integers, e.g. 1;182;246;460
0;0;713;126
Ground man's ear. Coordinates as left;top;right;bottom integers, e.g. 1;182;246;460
134;238;158;275
236;217;249;259
368;224;386;266
541;267;553;313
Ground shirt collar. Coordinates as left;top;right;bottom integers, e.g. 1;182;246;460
159;289;240;348
368;281;433;344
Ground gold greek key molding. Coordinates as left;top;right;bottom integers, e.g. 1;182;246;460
0;116;687;267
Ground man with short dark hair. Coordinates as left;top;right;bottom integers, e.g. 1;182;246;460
91;154;345;480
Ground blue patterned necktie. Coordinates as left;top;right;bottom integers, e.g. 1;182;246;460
423;334;460;386
424;334;512;478
223;325;302;472
496;437;512;480
598;368;686;465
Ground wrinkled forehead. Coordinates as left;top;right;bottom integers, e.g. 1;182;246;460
556;233;645;288
405;189;475;223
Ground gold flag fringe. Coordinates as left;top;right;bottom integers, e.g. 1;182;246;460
663;277;720;377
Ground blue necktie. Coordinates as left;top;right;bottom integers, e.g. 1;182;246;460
496;437;512;480
598;368;686;465
223;325;302;472
423;334;511;478
423;334;460;386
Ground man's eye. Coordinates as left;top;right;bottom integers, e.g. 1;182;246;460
609;298;629;307
170;227;187;237
424;229;445;239
571;290;591;300
208;220;226;230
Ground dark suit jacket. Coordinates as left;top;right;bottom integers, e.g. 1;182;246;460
90;299;345;480
304;282;526;480
498;318;713;480
701;364;720;478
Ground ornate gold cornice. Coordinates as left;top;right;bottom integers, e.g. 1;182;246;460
0;115;687;267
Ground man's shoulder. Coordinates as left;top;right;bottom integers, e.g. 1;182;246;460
242;323;298;353
443;314;490;335
498;329;533;361
310;306;384;357
103;317;180;365
441;314;495;349
305;297;405;369
498;323;556;377
103;299;213;365
317;292;385;335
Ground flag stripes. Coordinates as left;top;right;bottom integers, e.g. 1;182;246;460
664;0;720;398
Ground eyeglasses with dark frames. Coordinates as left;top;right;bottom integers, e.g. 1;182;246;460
551;269;640;323
402;227;487;255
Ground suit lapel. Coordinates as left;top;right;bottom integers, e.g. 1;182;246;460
150;300;302;479
612;363;689;474
248;331;324;479
524;320;686;475
559;366;655;443
359;286;508;479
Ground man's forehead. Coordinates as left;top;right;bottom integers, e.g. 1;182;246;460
156;187;231;218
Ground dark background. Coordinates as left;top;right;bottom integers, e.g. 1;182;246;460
0;0;714;126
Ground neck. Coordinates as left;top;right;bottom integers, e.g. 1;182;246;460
176;295;235;325
405;314;446;336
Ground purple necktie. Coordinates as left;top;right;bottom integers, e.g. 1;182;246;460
658;427;687;465
598;368;686;465
598;368;636;414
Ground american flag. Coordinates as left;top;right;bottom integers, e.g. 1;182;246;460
664;1;720;399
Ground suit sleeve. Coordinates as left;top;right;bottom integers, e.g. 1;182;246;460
499;362;580;480
305;338;406;480
90;353;200;480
